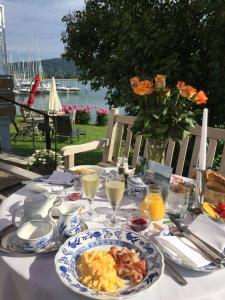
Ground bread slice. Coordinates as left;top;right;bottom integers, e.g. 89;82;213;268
205;170;225;193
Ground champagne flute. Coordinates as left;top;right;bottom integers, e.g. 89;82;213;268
81;173;99;220
105;176;125;227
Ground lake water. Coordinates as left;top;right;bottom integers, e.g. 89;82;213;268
15;79;110;123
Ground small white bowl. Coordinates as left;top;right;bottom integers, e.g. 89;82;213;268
16;220;53;252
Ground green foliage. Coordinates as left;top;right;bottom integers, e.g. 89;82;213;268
62;0;225;125
42;58;79;79
10;58;79;79
76;111;91;124
96;112;108;126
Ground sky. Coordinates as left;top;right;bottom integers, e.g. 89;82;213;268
1;0;84;62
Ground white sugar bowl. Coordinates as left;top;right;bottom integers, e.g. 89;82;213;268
127;176;148;199
16;220;53;252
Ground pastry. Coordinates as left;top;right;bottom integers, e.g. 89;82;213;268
205;170;225;193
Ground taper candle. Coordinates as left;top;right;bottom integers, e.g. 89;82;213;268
198;108;208;171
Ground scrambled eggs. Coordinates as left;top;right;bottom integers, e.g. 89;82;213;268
77;250;125;292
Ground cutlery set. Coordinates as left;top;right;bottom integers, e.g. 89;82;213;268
169;215;225;267
158;215;225;286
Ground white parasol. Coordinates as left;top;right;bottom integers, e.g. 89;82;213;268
48;77;62;113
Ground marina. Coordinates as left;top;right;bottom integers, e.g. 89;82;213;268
15;79;108;123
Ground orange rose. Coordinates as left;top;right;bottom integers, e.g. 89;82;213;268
130;77;140;89
133;80;154;95
194;90;208;105
176;81;186;90
180;85;197;98
155;74;166;89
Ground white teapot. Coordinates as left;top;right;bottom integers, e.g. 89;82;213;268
12;193;61;227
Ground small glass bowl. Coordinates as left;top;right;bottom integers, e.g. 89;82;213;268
128;211;151;232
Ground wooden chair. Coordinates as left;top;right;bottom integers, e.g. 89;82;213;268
60;108;225;176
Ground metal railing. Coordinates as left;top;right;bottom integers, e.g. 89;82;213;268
0;94;58;169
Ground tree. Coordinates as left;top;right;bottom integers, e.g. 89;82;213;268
62;0;225;125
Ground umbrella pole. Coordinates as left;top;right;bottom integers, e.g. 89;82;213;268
54;115;57;170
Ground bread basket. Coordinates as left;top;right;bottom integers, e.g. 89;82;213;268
204;186;225;205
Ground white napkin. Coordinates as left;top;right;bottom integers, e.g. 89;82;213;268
156;236;211;269
188;214;225;253
39;171;74;185
28;182;64;193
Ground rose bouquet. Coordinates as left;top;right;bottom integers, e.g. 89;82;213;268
130;74;208;143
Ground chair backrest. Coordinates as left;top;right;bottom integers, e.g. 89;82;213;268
55;115;72;136
20;107;32;123
101;108;141;168
163;126;225;177
69;110;76;126
102;109;225;176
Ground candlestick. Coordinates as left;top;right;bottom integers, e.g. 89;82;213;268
198;108;208;171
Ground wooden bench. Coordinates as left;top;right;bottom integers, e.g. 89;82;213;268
60;108;225;176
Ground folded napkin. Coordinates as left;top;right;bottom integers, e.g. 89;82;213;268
38;171;75;185
28;182;64;193
188;214;225;253
156;236;211;269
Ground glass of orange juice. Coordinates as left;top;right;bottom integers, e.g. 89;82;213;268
141;184;165;221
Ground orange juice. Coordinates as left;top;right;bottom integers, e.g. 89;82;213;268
147;192;165;221
140;184;165;221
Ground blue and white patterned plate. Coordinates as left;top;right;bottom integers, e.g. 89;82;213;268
55;228;164;299
159;229;224;272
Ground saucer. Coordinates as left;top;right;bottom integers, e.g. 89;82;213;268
0;221;88;255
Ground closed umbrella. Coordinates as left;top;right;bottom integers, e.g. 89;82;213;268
26;74;41;107
48;77;62;113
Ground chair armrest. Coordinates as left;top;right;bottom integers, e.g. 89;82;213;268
60;138;109;156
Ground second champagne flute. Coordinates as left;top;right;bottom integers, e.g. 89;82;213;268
81;173;99;220
105;177;125;227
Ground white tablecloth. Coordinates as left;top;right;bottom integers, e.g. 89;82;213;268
0;186;225;300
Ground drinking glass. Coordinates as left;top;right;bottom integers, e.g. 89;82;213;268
105;175;125;227
81;173;99;220
165;184;190;218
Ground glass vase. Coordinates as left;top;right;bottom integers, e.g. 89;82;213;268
147;138;168;164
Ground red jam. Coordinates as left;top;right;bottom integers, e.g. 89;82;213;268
67;192;82;201
130;217;149;232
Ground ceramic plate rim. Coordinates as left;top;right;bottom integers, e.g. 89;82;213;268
55;227;164;299
70;165;104;173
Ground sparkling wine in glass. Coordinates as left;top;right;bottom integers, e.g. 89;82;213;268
81;173;99;220
105;178;125;226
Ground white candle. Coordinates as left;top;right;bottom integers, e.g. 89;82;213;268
198;108;208;171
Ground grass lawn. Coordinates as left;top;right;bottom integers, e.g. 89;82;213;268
10;117;107;165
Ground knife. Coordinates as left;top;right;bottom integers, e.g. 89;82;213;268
164;256;188;286
169;215;225;267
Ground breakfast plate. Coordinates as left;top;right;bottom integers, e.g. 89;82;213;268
55;228;164;299
70;165;104;176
